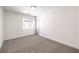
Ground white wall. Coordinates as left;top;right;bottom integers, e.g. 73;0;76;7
39;7;79;49
77;7;79;48
0;7;4;48
4;11;35;40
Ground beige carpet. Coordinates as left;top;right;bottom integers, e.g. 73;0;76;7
0;35;79;53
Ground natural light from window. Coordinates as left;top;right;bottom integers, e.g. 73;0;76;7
23;18;34;30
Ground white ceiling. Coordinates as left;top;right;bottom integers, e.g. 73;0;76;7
3;6;40;16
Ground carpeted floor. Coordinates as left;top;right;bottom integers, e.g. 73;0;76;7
0;35;79;53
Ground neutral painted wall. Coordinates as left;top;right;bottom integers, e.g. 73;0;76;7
0;7;4;48
4;11;35;40
77;7;79;48
39;7;78;49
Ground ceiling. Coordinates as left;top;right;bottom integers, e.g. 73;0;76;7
3;6;40;16
3;6;52;17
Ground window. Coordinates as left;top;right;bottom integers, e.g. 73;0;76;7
23;18;34;30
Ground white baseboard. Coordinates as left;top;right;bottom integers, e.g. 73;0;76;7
39;33;79;50
5;34;35;40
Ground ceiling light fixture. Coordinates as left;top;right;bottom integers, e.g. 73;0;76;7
30;6;36;9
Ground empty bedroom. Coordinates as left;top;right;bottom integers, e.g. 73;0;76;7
0;6;79;53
